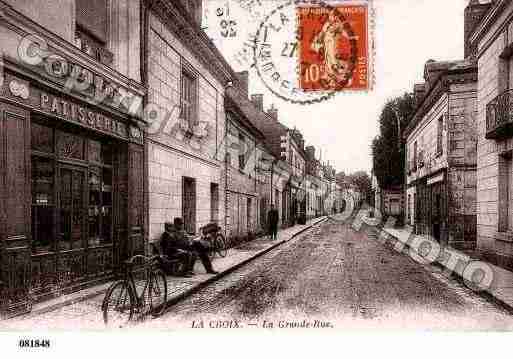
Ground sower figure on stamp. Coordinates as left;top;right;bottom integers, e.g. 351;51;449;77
267;204;279;241
172;217;219;275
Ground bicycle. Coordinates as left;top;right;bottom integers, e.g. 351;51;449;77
199;223;228;258
102;254;168;328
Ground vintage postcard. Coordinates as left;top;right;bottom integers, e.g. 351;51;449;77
0;0;512;357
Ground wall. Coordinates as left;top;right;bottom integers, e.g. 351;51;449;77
0;0;141;82
476;1;513;260
447;82;478;249
406;94;449;186
146;13;225;240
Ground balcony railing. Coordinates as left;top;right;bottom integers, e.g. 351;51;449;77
486;90;513;139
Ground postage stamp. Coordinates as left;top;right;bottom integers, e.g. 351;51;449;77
297;2;371;91
203;0;374;104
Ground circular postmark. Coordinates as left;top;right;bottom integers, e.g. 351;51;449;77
253;0;360;105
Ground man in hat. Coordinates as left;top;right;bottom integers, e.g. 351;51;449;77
160;221;195;277
165;217;218;275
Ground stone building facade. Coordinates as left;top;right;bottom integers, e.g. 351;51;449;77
0;0;145;317
144;0;234;239
405;59;478;249
470;0;513;268
224;88;263;239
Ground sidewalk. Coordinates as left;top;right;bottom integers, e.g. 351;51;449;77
380;225;513;313
1;216;327;329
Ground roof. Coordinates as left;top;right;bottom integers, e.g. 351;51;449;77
403;58;477;139
148;0;237;85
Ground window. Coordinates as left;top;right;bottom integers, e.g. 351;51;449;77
180;0;202;25
181;69;198;127
436;116;443;156
498;152;513;233
413;141;418;171
247;197;252;231
75;0;112;65
238;133;246;170
32;156;55;253
30;121;115;253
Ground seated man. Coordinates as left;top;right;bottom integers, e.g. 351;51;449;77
172;217;219;275
160;221;195;277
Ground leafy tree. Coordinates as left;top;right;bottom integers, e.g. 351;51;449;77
347;171;372;202
372;93;415;189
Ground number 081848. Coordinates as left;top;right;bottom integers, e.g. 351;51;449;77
18;339;51;348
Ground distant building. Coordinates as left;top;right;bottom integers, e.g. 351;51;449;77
404;59;478;249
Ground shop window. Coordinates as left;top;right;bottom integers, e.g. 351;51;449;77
181;68;198;128
88;139;113;165
31;156;55;253
31;122;54;153
88;166;113;247
57;130;85;160
74;0;113;66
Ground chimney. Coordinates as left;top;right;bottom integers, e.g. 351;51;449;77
306;146;315;161
413;83;426;108
267;104;278;120
236;71;249;96
464;0;492;59
251;94;264;111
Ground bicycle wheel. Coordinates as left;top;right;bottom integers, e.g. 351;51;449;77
102;281;134;327
215;234;228;258
148;269;168;317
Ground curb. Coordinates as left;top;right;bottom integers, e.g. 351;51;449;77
379;227;513;314
18;217;329;320
162;216;329;309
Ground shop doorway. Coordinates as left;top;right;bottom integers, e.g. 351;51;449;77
58;165;87;251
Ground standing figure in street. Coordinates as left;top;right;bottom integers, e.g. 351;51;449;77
171;217;219;275
268;204;280;241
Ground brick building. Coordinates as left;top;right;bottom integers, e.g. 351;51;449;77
405;59;478;249
469;0;513;267
0;0;145;317
144;0;234;239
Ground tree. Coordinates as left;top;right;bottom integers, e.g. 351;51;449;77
335;171;346;187
372;93;415;189
347;171;372;202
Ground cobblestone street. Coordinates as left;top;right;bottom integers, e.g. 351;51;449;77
144;218;513;330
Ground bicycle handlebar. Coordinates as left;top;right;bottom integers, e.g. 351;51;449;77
123;254;161;267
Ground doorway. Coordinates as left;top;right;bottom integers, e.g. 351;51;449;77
182;177;197;234
58;165;87;251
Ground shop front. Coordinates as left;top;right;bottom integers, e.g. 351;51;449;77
414;171;448;242
0;59;145;318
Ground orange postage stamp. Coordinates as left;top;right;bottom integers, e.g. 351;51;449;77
298;2;370;92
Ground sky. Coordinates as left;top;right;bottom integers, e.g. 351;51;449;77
203;0;471;175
